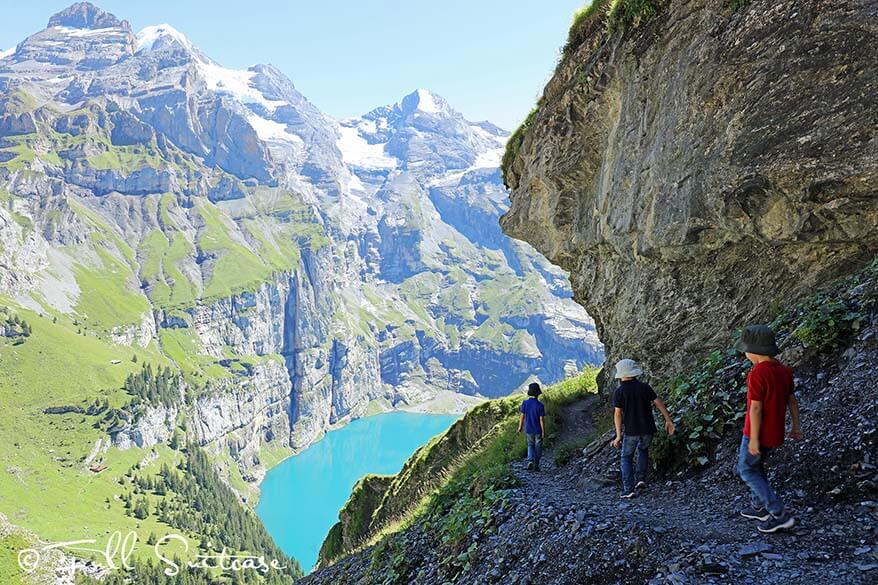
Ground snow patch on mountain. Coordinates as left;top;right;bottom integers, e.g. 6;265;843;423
471;147;505;170
0;47;14;60
52;25;120;37
415;89;441;114
136;24;193;52
336;124;396;169
246;114;304;147
197;62;287;111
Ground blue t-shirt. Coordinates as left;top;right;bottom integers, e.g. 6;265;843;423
520;397;545;434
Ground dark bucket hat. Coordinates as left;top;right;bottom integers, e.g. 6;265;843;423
735;324;779;356
527;382;542;396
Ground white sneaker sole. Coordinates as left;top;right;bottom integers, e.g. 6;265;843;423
757;516;795;533
740;510;771;521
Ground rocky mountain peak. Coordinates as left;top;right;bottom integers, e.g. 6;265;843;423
400;88;450;116
341;88;507;181
47;2;130;32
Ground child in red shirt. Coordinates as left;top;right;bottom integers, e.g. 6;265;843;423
735;324;803;533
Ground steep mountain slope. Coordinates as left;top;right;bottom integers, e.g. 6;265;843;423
0;1;602;579
500;0;877;390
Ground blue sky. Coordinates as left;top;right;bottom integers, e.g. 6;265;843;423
0;0;586;130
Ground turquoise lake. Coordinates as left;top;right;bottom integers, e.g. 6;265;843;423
256;412;458;572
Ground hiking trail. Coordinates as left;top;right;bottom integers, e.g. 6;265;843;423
304;333;877;585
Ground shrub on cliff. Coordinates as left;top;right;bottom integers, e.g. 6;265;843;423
651;257;878;471
500;105;540;188
607;0;657;33
563;0;612;56
562;0;658;57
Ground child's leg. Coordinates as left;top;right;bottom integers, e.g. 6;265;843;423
736;436;784;515
635;435;653;483
620;435;637;492
756;448;784;516
526;433;535;462
533;435;542;468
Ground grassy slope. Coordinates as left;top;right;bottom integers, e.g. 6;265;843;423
196;199;279;301
0;303;301;578
0;307;193;561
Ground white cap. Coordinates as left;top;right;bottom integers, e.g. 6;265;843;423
614;358;643;379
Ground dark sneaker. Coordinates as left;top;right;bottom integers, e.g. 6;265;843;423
621;490;637;499
533;465;541;472
527;461;535;471
740;506;771;521
635;480;647;491
757;512;795;533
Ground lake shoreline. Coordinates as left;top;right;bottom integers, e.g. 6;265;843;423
255;411;460;572
252;391;489;486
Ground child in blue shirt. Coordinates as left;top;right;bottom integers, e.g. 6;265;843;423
518;382;546;471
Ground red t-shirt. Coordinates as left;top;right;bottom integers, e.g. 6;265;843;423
743;360;794;448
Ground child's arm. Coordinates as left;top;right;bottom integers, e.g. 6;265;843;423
653;398;676;436
517;413;524;433
788;394;803;440
611;407;623;448
748;400;763;455
539;416;545;437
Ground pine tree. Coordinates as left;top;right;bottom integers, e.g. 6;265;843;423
133;497;149;519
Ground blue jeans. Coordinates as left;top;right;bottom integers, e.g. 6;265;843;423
736;435;784;516
621;434;652;492
526;433;542;467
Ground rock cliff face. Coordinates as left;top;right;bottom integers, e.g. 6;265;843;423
0;3;602;489
501;0;878;387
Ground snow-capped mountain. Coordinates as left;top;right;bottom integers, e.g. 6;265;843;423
0;2;601;477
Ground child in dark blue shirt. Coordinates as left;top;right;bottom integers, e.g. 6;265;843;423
518;382;546;471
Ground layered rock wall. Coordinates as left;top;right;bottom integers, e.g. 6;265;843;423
502;0;878;386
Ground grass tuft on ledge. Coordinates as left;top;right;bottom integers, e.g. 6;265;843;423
504;0;659;186
500;105;540;188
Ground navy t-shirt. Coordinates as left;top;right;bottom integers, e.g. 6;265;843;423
520;397;545;434
612;380;658;436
